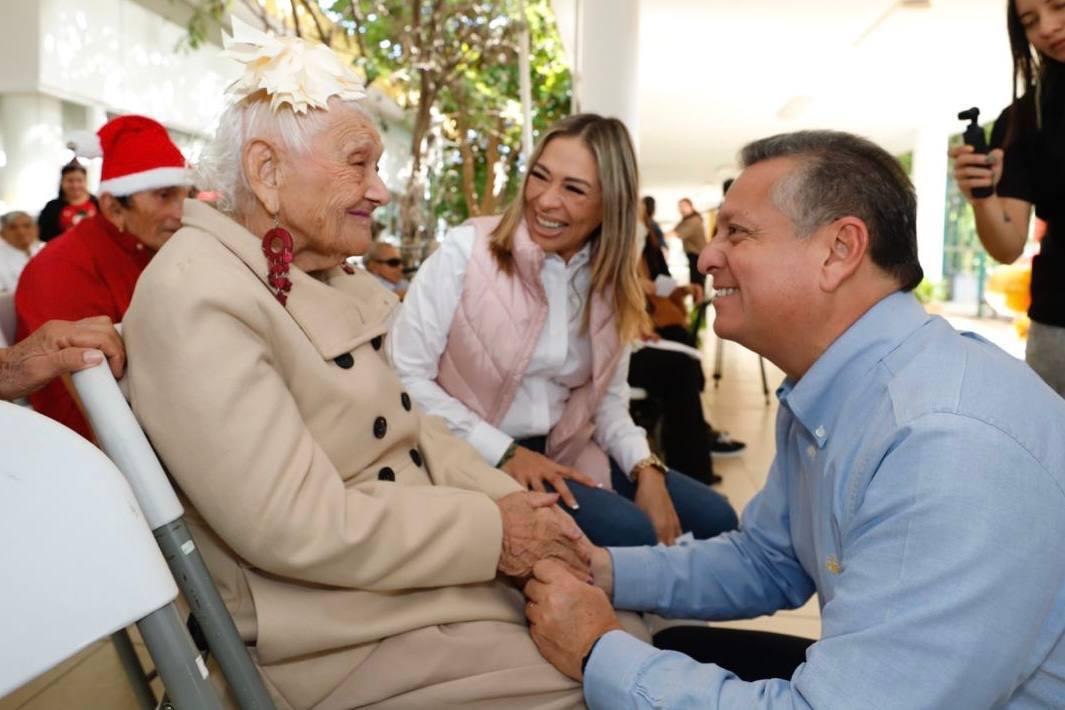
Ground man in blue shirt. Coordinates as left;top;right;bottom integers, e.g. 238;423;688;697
523;130;1065;708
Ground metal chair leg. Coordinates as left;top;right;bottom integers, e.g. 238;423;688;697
154;519;275;709
111;628;156;710
759;357;771;405
713;337;725;388
137;603;224;709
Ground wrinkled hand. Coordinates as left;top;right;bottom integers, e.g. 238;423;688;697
634;466;681;545
0;317;124;401
502;446;600;510
949;145;1003;202
524;558;623;680
497;491;591;581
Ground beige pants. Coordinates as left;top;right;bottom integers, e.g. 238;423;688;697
246;614;648;710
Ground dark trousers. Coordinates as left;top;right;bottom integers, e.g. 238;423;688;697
518;438;737;548
628;346;714;484
653;626;814;681
687;252;706;290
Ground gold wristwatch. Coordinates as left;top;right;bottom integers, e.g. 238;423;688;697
630;454;667;481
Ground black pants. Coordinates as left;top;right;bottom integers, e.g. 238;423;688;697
687;252;706;290
628;345;714;484
654;626;814;681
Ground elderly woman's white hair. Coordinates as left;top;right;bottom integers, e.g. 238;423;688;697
196;17;374;216
196;94;372;216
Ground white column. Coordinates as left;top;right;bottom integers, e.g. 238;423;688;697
0;92;66;215
570;0;640;150
911;120;952;285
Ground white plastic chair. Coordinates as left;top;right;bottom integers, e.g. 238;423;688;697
0;401;220;707
0;290;15;347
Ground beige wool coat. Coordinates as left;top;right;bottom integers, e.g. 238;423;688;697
123;200;584;709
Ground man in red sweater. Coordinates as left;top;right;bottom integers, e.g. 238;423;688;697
15;115;190;439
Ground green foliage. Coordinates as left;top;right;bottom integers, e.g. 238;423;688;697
324;0;572;226
912;278;947;304
180;0;230;51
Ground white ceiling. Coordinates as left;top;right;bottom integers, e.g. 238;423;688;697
636;0;1014;190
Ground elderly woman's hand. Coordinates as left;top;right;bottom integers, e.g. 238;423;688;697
0;316;125;401
502;446;600;510
496;491;592;582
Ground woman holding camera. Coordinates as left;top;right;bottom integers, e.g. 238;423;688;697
949;0;1065;396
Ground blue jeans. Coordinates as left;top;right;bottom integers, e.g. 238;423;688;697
547;458;738;547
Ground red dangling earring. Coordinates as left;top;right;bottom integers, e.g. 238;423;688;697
262;217;294;306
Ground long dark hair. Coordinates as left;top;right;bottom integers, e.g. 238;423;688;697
57;159;88;201
1005;0;1065;140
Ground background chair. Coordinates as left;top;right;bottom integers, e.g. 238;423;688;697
0;401;222;708
0;290;14;347
692;298;771;405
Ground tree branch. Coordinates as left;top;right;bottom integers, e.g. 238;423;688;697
289;0;303;37
297;0;331;44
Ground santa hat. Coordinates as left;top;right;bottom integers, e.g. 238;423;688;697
66;115;190;197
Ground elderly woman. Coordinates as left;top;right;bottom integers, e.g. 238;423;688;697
390;114;738;548
123;21;595;709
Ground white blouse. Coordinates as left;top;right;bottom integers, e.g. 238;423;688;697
388;224;650;477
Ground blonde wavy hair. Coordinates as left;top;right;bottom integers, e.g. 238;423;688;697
489;114;648;342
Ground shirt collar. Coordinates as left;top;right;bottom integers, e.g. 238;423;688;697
778;291;931;447
93;212;155;257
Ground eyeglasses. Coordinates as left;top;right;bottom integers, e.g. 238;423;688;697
374;258;403;267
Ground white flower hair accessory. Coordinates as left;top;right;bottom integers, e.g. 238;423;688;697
223;16;366;114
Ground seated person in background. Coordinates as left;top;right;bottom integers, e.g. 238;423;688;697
37;159;99;242
0;317;123;401
15;115;189;440
523;130;1065;709
363;239;409;298
390;113;737;548
625;201;741;486
0;211;45;292
123;24;600;708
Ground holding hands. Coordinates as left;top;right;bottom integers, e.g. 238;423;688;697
524;554;621;680
496;491;591;581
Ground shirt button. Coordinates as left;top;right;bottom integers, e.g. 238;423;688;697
373;416;387;439
410;448;422;467
401;392;412;411
371;335;383;351
806;445;817;460
815;425;826;439
377;467;395;481
334;353;354;369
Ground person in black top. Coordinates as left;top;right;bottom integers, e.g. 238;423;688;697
37;160;100;242
949;0;1065;396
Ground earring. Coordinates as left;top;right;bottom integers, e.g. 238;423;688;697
262;216;294;306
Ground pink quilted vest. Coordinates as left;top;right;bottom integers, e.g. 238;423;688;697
436;216;625;488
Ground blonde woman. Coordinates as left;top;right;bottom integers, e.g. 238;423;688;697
391;114;737;547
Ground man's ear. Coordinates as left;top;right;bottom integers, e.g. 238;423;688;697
242;139;283;215
820;217;869;292
97;193;125;232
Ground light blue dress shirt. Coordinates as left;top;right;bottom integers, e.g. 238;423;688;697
585;292;1065;709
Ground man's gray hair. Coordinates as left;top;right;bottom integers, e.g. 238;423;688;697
740;130;923;291
1;211;31;229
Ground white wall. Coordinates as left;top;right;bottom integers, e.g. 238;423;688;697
36;0;237;134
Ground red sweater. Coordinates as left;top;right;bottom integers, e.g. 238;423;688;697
15;213;154;439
